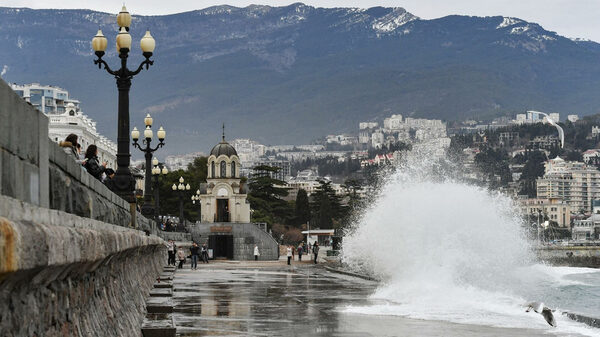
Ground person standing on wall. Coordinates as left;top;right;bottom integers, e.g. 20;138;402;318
287;245;292;265
190;242;200;270
313;242;320;264
254;245;260;261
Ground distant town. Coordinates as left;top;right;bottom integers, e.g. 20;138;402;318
9;81;600;242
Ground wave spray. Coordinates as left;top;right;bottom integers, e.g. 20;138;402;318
341;154;597;335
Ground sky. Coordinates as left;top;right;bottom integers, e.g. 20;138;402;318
1;0;599;41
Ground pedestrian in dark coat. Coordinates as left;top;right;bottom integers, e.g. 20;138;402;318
313;242;320;264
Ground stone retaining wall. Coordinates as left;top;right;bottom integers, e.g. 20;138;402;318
537;246;600;268
188;223;279;260
0;195;166;337
0;78;155;233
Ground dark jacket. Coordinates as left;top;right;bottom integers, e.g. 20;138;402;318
190;246;200;256
84;156;105;180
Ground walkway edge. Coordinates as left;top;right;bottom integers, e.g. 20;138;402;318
323;266;378;281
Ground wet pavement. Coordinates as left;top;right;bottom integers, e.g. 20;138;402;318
171;262;548;336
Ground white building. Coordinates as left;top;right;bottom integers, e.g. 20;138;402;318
359;122;378;144
536;157;600;213
165;152;206;171
326;134;357;146
572;200;600;240
230;138;265;172
383;114;403;130
371;130;385;148
567;114;579;123
47;103;117;168
10;83;79;115
11;83;116;169
254;159;291;181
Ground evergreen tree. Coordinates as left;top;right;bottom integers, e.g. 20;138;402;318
310;180;344;229
294;188;311;227
247;165;293;225
156;156;207;222
519;150;547;197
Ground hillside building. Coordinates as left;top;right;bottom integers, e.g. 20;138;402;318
536;157;600;213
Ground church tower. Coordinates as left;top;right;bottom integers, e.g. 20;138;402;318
198;127;251;223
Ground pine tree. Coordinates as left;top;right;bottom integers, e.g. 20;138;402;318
295;188;311;227
247;165;292;225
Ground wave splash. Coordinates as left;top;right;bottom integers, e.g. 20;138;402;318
341;155;598;335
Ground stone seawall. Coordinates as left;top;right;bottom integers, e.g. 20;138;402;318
0;195;166;337
537;246;600;268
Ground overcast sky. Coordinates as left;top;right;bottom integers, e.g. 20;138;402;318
2;0;599;41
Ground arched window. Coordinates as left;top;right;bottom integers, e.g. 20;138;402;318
220;161;226;178
211;161;215;178
231;161;236;178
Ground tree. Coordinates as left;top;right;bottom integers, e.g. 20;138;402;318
247;165;293;226
310;180;344;229
519;150;547;197
156;156;208;222
294;189;311;227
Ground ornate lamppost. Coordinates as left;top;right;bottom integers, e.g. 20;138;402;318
91;5;156;203
132;114;165;216
172;177;191;227
151;157;168;222
191;189;202;222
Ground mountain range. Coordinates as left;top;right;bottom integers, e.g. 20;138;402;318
1;3;600;155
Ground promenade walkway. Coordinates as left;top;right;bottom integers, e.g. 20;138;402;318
168;261;547;337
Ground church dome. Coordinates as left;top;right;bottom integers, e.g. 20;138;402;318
210;140;237;157
210;125;238;157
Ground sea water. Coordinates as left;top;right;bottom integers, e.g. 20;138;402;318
341;154;600;336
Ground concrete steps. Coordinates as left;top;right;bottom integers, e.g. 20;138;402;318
142;266;176;337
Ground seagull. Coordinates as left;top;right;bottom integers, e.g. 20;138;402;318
527;111;564;149
526;302;557;327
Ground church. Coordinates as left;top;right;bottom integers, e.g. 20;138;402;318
189;131;279;260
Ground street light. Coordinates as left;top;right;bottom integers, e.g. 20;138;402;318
172;176;191;227
91;5;156;204
152;158;168;223
132;113;165;216
191;189;201;222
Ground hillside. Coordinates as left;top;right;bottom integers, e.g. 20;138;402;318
1;4;600;154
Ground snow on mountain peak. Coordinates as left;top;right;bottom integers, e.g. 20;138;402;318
372;8;418;33
497;17;522;29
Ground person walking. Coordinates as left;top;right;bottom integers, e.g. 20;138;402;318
83;145;106;181
254;245;260;261
190;242;200;270
177;247;186;269
287;245;292;265
201;243;209;263
166;240;175;266
313;242;320;264
297;244;303;261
